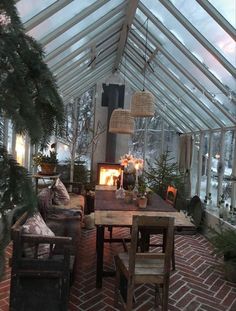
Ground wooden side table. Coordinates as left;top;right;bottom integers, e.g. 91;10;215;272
33;173;60;194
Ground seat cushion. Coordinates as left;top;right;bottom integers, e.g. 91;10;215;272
53;178;70;205
22;212;55;257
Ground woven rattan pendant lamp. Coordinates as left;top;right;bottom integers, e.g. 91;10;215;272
109;108;134;134
131;18;155;118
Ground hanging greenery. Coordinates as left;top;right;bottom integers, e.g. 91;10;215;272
0;0;65;148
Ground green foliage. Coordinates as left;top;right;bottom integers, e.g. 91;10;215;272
0;0;64;148
145;151;184;199
210;228;236;262
33;150;58;166
0;145;37;277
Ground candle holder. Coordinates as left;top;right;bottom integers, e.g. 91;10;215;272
116;169;125;199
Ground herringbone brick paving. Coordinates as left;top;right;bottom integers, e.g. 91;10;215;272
1;228;236;310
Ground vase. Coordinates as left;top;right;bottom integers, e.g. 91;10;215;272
123;173;136;190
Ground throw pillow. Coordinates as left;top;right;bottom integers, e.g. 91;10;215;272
22;212;55;257
37;187;54;219
53;178;70;205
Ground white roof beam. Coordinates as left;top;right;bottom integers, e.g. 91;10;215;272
113;0;139;72
124;51;199;131
122;69;185;132
62;55;115;95
49;19;123;71
132;21;236;125
159;0;235;77
196;0;236;40
63;65;113;103
40;0;110;46
23;0;73;32
127;35;213;129
45;4;125;62
138;4;231;97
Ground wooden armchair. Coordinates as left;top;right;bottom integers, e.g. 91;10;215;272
9;212;74;311
114;216;174;311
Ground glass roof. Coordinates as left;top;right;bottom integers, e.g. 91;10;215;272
16;0;236;133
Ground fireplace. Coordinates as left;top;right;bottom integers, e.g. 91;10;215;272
97;163;121;186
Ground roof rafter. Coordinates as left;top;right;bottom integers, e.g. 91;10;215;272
159;0;235;77
113;0;139;72
40;0;110;46
196;0;236;41
139;3;232;98
23;0;73;32
133;19;236;125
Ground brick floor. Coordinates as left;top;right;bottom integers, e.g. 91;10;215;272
1;228;236;310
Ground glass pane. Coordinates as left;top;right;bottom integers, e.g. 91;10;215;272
47;13;123;68
208;0;236;27
16;0;56;23
135;9;235;125
169;0;235;66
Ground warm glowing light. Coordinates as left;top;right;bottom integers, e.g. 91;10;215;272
99;168;121;186
15;135;25;165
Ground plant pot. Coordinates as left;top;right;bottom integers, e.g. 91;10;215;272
224;260;236;283
40;163;56;175
138;197;147;208
124;191;133;204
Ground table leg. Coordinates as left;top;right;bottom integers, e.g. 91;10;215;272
96;225;104;288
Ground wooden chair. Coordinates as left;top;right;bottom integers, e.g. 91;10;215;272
114;216;174;311
165;185;178;207
139;186;177;270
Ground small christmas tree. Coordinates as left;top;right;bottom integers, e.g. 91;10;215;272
145;150;184;199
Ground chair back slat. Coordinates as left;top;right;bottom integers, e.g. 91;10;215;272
129;216;174;275
165;186;178;207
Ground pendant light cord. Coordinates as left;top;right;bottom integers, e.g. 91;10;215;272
143;18;148;91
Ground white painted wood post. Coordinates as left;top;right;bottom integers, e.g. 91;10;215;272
196;132;204;196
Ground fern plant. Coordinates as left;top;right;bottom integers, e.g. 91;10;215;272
145;150;184;199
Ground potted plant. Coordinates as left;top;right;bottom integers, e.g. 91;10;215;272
138;182;147;208
210;227;236;283
33;148;58;175
145;151;184;208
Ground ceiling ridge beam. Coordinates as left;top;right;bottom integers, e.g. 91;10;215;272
159;0;235;77
23;0;73;32
113;0;139;72
40;0;110;46
196;0;236;41
138;3;231;98
132;19;236;125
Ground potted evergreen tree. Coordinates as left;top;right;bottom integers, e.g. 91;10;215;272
145;151;184;202
210;228;236;283
0;0;64;279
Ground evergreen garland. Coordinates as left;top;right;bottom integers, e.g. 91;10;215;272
0;0;64;148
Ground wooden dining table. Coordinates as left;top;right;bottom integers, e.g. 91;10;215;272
94;189;195;288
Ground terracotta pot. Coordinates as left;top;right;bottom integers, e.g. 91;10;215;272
40;163;56;175
138;197;147;208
